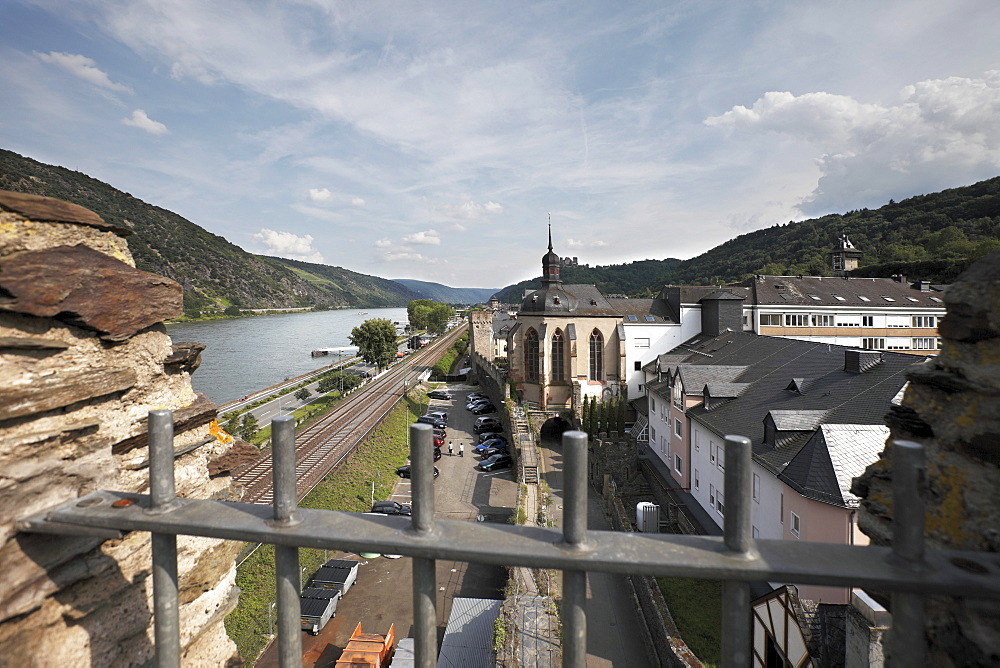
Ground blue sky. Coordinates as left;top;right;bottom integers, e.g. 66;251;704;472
2;1;999;289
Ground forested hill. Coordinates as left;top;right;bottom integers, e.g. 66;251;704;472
497;176;1000;302
0;149;418;312
392;279;497;304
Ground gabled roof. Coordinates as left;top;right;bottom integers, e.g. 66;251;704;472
747;275;945;308
704;382;751;399
665;331;914;477
778;424;889;507
768;410;827;431
675;365;747;393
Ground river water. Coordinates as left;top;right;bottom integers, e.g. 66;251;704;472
165;308;408;405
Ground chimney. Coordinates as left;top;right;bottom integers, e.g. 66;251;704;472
845;349;883;374
920;280;931;292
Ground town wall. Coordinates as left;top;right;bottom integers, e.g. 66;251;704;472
0;191;245;665
853;251;1000;665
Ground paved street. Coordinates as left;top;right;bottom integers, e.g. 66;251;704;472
538;435;652;667
256;384;517;667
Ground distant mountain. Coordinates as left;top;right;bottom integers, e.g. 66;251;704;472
0;149;417;312
497;176;1000;301
392;279;498;304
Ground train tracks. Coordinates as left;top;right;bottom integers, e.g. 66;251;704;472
233;327;465;504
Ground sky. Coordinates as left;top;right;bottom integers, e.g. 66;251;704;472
2;1;999;290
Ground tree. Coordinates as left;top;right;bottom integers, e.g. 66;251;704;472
237;413;259;441
223;305;242;316
349;318;398;370
294;388;311;402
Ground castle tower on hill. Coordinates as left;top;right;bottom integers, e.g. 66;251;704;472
831;234;863;277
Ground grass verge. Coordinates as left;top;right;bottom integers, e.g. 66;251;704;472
654;577;722;665
224;390;428;662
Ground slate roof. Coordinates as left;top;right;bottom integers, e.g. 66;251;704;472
607;297;676;323
746;275;945;308
779;424;889;507
520;283;622;316
664;332;918;489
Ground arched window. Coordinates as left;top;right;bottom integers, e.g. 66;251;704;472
551;329;565;382
589;329;603;381
525;329;540;382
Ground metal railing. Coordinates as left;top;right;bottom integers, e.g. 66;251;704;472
17;411;1000;667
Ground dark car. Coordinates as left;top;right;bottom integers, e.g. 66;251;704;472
416;415;446;429
479;445;508;459
370;500;411;516
477;432;505;444
471;403;497;415
477;454;513;471
475;438;506;453
395;465;440;479
474;417;502;433
433;447;442;461
427;389;453;400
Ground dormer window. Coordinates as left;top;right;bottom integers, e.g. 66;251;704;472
553;296;561;305
590;299;597;306
531;295;538;303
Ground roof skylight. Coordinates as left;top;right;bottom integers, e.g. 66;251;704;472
832;295;846;301
881;296;895;302
808;294;821;301
858;295;871;302
930;296;942;302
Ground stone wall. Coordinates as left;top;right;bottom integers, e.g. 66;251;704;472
0;191;245;665
853;251;1000;666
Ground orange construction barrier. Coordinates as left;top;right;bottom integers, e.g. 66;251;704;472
334;622;395;667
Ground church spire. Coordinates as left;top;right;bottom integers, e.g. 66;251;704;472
541;218;561;286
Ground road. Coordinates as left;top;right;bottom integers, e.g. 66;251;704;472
255;383;518;667
538;435;652;667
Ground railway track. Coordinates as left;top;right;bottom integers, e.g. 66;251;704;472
233;326;466;504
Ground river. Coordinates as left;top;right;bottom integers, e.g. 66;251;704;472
165;308;408;405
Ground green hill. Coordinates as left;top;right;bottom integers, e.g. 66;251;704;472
392;279;498;304
0;149;418;313
498;176;1000;302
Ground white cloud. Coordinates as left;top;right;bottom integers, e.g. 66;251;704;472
35;51;131;92
380;250;430;262
351;197;366;207
374;238;393;248
705;71;1000;212
402;229;441;245
252;228;324;263
430;199;504;222
565;237;607;249
121;109;168;135
308;187;333;202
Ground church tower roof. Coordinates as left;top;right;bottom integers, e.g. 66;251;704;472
541;223;562;287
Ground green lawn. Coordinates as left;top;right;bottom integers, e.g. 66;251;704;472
655;577;722;666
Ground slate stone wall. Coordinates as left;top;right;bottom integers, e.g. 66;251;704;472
853;251;1000;665
0;191;243;665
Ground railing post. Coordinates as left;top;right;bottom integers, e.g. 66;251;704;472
721;435;755;668
271;416;302;668
148;410;180;668
562;430;589;667
888;440;926;666
410;422;437;668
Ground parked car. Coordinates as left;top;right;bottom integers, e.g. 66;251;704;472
477;454;513;471
474;417;502;433
467;392;487;401
433;434;446;447
477;432;505;444
479;445;508;459
471;403;497;415
427;389;453;400
433;447;442;461
433;428;447;439
370;500;411;516
425;411;448;423
416;415;446;428
475;438;506;453
395;465;440;479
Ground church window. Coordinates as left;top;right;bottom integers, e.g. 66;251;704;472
589;329;604;381
551;329;565;382
525;329;540;382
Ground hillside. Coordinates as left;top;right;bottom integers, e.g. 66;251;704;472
392;279;497;304
496;258;683;304
0;149;417;312
498;177;1000;301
